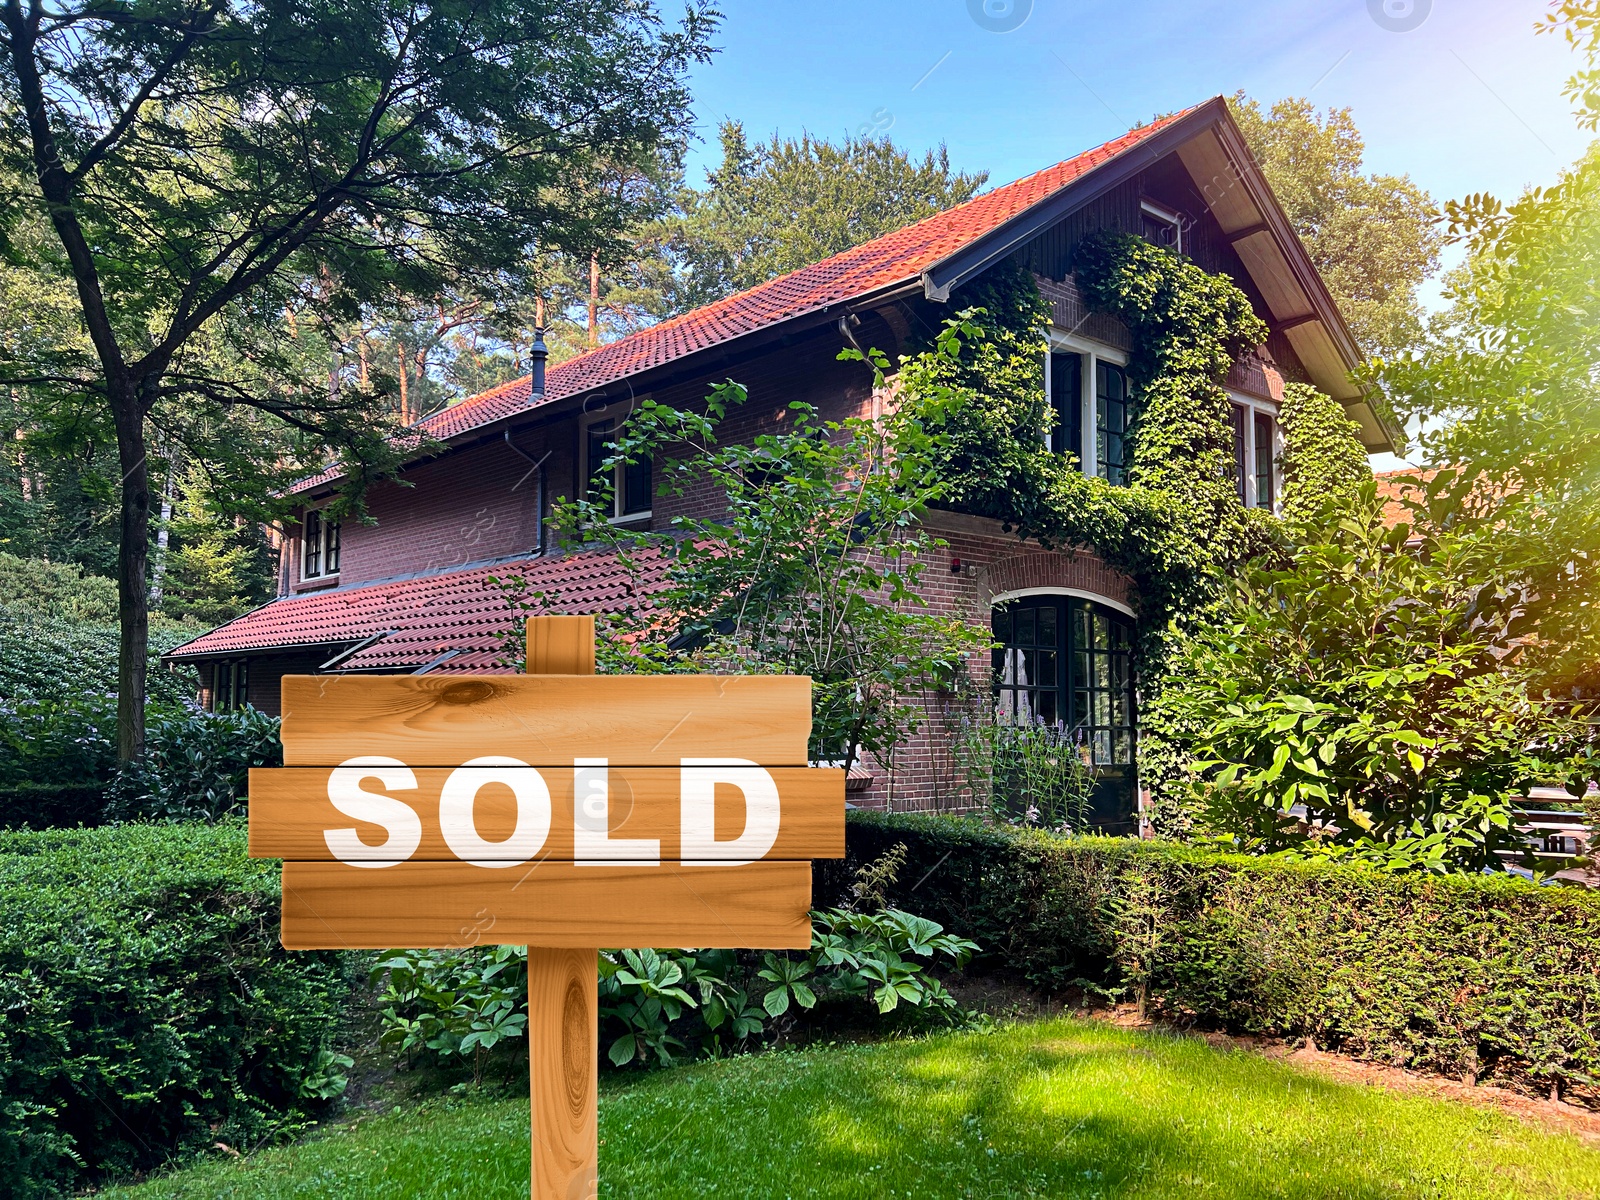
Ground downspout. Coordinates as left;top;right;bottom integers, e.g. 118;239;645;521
837;313;866;358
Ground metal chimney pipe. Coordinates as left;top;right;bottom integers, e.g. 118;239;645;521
529;326;548;399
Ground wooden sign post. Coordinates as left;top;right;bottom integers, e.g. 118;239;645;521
248;616;844;1198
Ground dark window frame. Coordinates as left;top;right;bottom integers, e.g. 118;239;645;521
1049;351;1083;464
585;416;653;520
1253;411;1275;510
301;509;341;580
1095;360;1132;487
991;594;1137;768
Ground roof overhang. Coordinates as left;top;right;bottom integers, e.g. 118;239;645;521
920;97;1397;453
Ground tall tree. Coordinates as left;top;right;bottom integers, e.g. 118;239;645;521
660;121;988;311
1229;94;1442;359
0;0;715;757
1375;0;1600;696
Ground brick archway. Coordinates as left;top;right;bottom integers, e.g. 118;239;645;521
978;550;1134;612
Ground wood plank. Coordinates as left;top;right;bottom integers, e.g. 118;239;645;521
529;947;597;1200
279;860;812;949
278;674;812;766
526;616;598;1200
528;615;594;676
248;765;845;861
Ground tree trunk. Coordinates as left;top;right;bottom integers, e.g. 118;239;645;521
588;254;600;348
147;447;178;607
397;342;410;423
113;382;150;762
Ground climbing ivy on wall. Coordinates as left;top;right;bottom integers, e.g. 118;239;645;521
906;234;1277;629
897;233;1368;821
1275;381;1372;525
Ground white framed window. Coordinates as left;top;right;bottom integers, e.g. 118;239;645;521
583;413;652;522
301;508;341;580
1045;333;1132;485
1140;199;1184;254
1227;393;1280;510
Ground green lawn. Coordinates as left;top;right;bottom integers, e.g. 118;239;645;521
104;1018;1600;1199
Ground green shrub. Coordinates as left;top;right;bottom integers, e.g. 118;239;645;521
0;822;357;1196
0;552;118;623
371;906;978;1079
0;781;106;828
0;608;197;706
105;703;282;822
0;696;281;827
826;811;1600;1103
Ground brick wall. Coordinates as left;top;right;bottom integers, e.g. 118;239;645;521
844;508;1136;813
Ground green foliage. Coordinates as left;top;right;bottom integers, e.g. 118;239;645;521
1275;382;1371;525
0;694;281;826
658;120;987;311
1375;134;1600;695
951;717;1097;831
1072;230;1268;546
372;945;529;1084
0;610;196;706
1228;93;1442;358
554;370;990;771
1147;482;1594;870
154;468;278;626
835;810;1600;1102
372;906;978;1076
105;703;283;823
0;551;117;622
0;822;356;1196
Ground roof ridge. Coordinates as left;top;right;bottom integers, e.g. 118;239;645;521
296;103;1214;490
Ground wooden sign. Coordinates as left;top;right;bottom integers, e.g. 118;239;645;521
249;616;845;1198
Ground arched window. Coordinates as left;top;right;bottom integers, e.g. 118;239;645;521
992;594;1137;830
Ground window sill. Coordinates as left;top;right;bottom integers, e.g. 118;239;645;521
293;575;341;593
607;511;652;528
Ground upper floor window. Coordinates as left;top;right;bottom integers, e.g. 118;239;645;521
301;509;341;580
1140;199;1184;254
1228;400;1278;510
1048;351;1082;463
1096;361;1131;487
1254;412;1275;510
585;416;652;521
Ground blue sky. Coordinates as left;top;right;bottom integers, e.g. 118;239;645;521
679;0;1590;467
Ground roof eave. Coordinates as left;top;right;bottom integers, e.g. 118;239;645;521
920;99;1228;302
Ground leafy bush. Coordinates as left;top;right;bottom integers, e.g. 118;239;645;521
1147;482;1596;871
0;551;118;623
106;702;282;822
828;810;1600;1104
0;822;357;1197
0;608;197;706
371;905;978;1078
0;694;281;826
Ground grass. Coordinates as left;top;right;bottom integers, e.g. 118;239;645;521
103;1017;1600;1199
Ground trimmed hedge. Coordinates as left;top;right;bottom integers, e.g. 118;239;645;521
0;822;357;1197
824;811;1600;1104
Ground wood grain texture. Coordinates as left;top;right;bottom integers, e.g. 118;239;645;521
527;616;595;676
529;947;597;1200
527;617;598;1200
247;765;845;861
278;674;812;766
279;859;813;950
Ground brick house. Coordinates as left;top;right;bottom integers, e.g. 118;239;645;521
165;97;1393;825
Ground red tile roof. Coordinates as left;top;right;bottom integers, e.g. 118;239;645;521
164;546;673;672
1374;468;1434;528
290;107;1200;495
